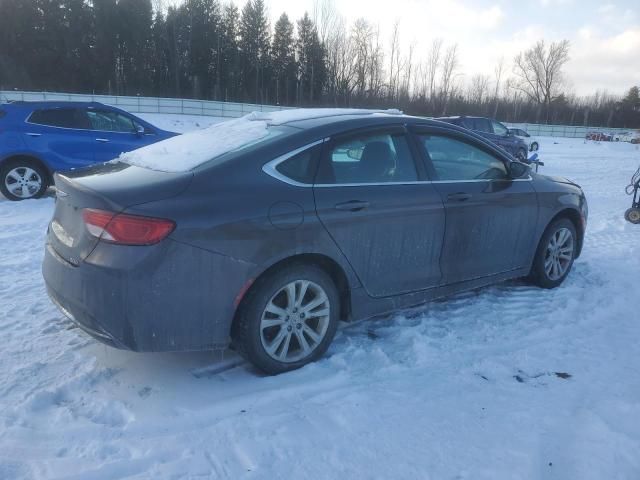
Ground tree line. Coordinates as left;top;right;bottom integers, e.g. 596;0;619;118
0;0;638;128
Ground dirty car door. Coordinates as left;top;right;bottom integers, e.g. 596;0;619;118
313;126;446;298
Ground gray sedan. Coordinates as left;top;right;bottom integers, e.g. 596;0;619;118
43;110;588;374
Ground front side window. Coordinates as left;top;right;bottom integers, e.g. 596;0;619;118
29;108;89;129
317;132;418;184
491;120;509;136
419;134;508;181
86;109;138;133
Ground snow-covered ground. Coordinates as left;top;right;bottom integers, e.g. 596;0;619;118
1;126;640;479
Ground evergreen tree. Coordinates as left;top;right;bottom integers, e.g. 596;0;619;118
116;0;153;95
271;13;296;105
296;13;326;105
217;3;240;100
239;0;270;103
93;0;118;94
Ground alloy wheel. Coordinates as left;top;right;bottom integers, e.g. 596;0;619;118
260;280;331;363
4;167;43;199
544;227;574;281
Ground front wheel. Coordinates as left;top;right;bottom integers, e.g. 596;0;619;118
529;218;577;288
0;160;49;201
232;264;340;375
625;208;640;224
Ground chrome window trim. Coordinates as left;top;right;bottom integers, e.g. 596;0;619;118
262;137;533;188
261;139;326;187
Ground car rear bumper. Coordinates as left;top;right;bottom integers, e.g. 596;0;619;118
42;238;255;352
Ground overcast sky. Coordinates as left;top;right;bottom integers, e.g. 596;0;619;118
173;0;639;96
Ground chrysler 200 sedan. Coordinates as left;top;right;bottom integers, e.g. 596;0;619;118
43;109;588;374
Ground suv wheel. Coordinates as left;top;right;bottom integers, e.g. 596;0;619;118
529;218;577;288
232;264;340;375
0;160;49;201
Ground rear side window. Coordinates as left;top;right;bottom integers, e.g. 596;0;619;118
29;108;89;129
86;109;138;133
419;134;508;181
317;132;418;184
274;145;321;184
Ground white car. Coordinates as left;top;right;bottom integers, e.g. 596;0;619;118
614;131;640;143
509;128;539;152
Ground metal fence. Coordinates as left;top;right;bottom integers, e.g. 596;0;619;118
504;122;637;139
0;90;293;118
2;90;637;139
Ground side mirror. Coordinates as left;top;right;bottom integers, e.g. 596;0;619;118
135;125;145;136
509;161;530;178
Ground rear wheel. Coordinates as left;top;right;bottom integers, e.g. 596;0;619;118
516;148;528;161
625;208;640;224
529;218;577;288
232;264;339;375
0;160;49;201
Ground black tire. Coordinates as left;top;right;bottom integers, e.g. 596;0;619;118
0;159;49;201
516;148;527;161
530;142;539;152
529;218;577;289
232;263;340;375
625;208;640;224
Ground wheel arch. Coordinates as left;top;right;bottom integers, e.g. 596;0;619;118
0;154;53;186
233;253;353;331
548;207;584;258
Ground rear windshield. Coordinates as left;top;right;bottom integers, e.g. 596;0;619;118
118;116;289;173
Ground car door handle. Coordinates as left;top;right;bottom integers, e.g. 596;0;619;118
447;193;472;202
25;132;42;137
95;138;110;143
334;200;370;212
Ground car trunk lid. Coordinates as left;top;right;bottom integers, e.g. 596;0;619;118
48;162;192;264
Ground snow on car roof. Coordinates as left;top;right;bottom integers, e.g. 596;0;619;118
118;108;404;173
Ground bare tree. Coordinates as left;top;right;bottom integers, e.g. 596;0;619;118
400;41;415;102
439;43;458;115
492;56;505;117
426;38;443;108
468;74;490;106
325;15;356;105
512;39;570;122
312;0;339;45
388;19;401;101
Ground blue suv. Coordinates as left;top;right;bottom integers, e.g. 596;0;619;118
436;116;529;161
0;101;177;200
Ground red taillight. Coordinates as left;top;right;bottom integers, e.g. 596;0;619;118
82;208;175;246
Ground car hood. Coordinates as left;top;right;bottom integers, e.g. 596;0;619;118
538;174;581;188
